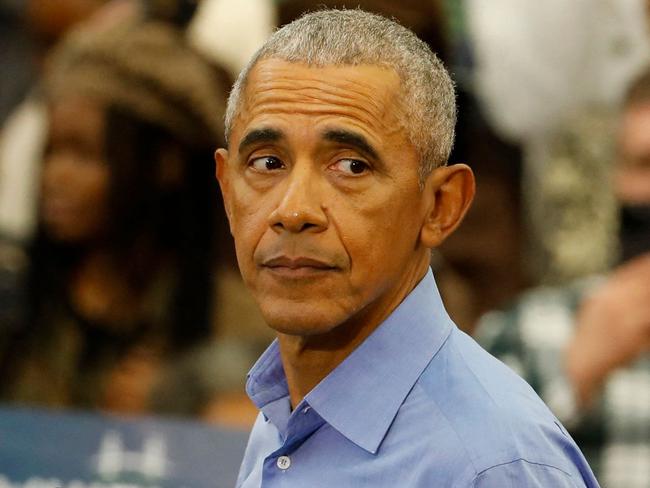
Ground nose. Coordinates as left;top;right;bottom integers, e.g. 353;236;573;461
268;163;328;233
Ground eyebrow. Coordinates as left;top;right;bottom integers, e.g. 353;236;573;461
322;129;379;160
238;128;283;154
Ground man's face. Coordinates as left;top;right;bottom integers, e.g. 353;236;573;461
216;59;436;336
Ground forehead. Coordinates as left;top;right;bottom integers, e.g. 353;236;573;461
231;59;406;145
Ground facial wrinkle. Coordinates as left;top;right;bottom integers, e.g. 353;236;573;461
245;62;405;140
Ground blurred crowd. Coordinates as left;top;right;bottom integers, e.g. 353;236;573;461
0;1;649;486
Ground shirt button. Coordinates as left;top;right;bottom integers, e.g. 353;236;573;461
277;455;291;470
302;406;311;414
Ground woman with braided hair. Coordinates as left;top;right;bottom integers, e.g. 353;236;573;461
0;14;251;417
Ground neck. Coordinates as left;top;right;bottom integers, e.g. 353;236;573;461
277;256;430;408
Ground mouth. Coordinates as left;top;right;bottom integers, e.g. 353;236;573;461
261;255;339;278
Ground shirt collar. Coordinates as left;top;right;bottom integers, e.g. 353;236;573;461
246;269;453;454
246;339;287;408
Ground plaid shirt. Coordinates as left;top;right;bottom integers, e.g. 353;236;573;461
476;278;650;488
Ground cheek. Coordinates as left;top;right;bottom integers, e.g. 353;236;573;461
82;166;110;204
229;194;271;263
76;167;110;231
63;167;110;229
336;189;423;279
40;163;110;241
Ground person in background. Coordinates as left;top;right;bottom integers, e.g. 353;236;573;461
0;12;245;418
467;0;650;284
476;66;650;488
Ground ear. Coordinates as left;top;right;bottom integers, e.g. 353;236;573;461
214;148;234;231
420;164;475;248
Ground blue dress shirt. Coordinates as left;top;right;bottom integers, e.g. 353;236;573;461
237;270;600;487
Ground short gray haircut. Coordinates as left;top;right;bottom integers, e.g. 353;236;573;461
224;9;456;178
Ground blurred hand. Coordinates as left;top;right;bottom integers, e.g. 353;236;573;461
566;253;650;407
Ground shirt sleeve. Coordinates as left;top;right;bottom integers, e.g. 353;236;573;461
472;459;592;488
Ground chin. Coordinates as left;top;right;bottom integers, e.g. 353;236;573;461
258;300;348;337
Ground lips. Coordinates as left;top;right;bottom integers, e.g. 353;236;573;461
264;255;335;269
261;255;339;278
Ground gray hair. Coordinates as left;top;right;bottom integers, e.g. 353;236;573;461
224;9;456;178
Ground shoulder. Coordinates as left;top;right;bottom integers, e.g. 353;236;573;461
408;327;592;483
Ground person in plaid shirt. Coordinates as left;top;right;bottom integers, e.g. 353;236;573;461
476;67;650;488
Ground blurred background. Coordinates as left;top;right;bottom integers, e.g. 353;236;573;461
0;1;649;486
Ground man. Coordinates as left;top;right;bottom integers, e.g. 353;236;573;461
477;67;650;488
216;9;599;487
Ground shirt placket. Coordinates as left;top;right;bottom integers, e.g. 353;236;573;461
261;402;325;486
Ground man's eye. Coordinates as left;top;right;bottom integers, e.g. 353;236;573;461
331;159;369;175
249;156;285;172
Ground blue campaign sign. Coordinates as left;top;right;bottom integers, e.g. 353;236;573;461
0;406;250;488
